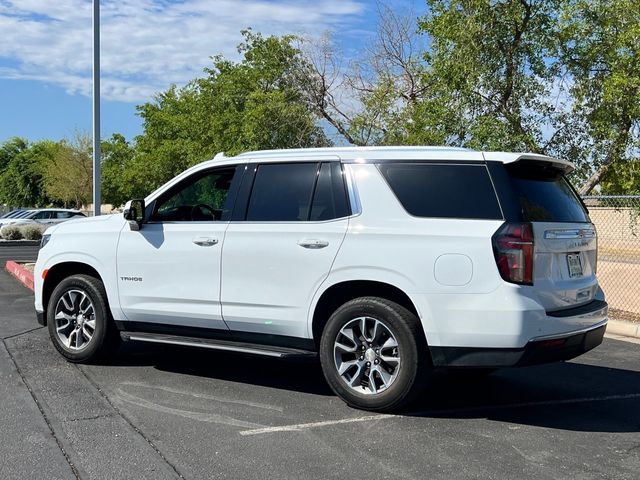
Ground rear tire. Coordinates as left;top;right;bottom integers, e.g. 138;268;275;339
319;297;431;412
47;274;117;363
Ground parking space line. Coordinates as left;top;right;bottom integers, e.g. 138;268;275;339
239;414;393;435
116;389;265;429
120;381;284;412
239;392;640;436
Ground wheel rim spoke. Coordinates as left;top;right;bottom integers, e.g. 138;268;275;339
66;329;76;348
55;312;72;332
348;364;365;388
374;365;392;388
371;320;382;344
82;325;94;341
335;327;359;352
335;339;357;353
334;316;401;395
380;354;400;367
381;336;397;350
61;294;74;312
337;359;358;375
368;370;377;393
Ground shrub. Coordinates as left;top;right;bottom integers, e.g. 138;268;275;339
1;225;23;240
21;223;47;240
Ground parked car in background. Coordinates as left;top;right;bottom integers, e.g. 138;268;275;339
1;209;26;219
0;209;36;228
0;209;85;232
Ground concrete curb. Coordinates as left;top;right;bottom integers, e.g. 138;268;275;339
5;260;34;291
4;259;640;340
0;240;40;247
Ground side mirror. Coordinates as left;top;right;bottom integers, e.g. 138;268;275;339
123;199;145;231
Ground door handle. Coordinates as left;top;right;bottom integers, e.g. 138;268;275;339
298;239;329;249
192;236;218;247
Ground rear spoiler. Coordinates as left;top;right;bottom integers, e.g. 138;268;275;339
483;152;574;174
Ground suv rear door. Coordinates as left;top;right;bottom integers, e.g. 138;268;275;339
221;160;350;338
497;159;598;311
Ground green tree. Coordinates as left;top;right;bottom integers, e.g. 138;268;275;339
0;137;28;171
0;138;58;207
43;133;93;208
416;0;563;153
130;30;330;198
600;160;640;195
306;1;640;193
416;0;640;191
101;133;135;207
559;0;640;194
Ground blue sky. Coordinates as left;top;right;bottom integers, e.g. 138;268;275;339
0;0;425;144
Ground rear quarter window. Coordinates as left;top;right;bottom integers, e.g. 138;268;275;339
377;163;503;219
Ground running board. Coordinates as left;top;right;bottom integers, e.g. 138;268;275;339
120;331;317;358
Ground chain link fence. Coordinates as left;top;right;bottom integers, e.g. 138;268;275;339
583;195;640;322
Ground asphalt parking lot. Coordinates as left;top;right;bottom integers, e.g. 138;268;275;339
1;245;640;479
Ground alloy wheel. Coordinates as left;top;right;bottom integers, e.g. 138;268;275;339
54;289;96;351
333;316;401;394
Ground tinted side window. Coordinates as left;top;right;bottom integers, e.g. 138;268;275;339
310;162;350;221
246;163;318;221
56;211;73;219
152;167;238;222
378;163;502;219
506;162;589;222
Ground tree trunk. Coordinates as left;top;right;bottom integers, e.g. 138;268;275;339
578;166;609;196
578;116;632;196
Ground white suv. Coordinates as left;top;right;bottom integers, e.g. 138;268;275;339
34;147;608;411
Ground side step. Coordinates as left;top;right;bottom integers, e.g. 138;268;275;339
120;331;317;358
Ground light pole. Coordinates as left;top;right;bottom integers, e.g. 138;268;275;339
92;0;101;216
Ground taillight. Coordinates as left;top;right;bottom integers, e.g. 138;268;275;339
492;222;534;285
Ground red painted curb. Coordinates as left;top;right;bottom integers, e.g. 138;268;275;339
5;260;35;292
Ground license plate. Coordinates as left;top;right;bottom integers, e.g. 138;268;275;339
567;253;583;278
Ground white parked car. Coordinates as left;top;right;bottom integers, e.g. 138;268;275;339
0;209;36;228
34;147;607;411
1;208;85;232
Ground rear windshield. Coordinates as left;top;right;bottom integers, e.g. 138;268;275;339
506;162;589;223
377;163;503;219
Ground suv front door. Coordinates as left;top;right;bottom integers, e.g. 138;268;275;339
116;165;241;330
221;161;350;338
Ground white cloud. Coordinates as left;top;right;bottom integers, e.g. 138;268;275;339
0;0;367;102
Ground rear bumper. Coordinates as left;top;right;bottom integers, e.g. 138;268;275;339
430;298;608;368
431;321;606;368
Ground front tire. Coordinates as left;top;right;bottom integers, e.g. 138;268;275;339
47;274;116;363
319;297;431;412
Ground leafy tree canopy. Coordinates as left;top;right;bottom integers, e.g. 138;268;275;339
128;30;330;199
0;138;60;207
